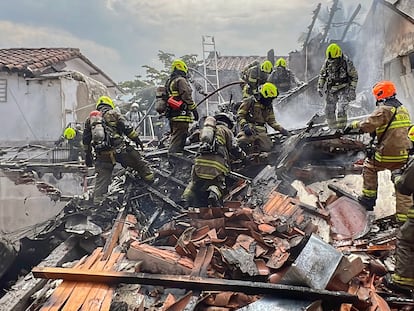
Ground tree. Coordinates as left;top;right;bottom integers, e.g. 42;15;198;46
118;50;203;111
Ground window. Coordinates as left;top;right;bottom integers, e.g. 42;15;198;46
0;79;7;102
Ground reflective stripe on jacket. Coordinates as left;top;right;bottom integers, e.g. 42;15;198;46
194;125;239;180
359;103;411;163
168;74;196;122
237;96;280;131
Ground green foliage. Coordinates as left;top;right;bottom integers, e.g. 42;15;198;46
118;51;202;111
118;75;149;93
119;50;203;93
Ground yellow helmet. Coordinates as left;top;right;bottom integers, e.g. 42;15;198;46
275;58;287;68
63;127;76;140
326;43;342;59
408;125;414;142
171;59;188;74
259;82;278;98
260;60;273;74
96;95;115;109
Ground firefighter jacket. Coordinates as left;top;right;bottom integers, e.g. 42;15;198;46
166;71;196;123
267;67;298;93
241;64;269;95
194;124;244;180
357;99;412;163
317;55;358;93
83;105;140;152
237;96;282;132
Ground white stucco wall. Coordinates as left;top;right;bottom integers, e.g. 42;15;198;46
65;58;120;98
0;73;81;145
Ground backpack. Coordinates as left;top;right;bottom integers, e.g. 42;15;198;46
155;85;168;114
89;110;109;150
199;116;217;154
241;60;260;81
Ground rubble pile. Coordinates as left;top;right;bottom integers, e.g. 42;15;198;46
1;127;414;310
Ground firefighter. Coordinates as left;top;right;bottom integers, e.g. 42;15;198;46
345;81;412;216
267;58;301;93
165;59;199;162
241;60;273;98
182;113;246;208
390;126;414;290
236;82;290;153
55;124;84;162
125;102;142;132
83;95;154;205
317;43;358;129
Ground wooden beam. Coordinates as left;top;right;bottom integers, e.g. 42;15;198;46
32;267;365;307
102;206;127;260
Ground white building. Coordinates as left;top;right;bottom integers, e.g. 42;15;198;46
0;48;123;145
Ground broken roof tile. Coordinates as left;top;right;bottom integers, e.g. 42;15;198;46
0;48;80;77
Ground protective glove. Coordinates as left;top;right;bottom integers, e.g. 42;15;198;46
243;124;253;136
343;120;360;134
317;88;324;97
134;136;144;151
343;125;353;134
240;151;248;164
279;127;291;137
348;89;356;101
54;138;63;146
391;169;403;184
192;109;199;121
85;151;94;167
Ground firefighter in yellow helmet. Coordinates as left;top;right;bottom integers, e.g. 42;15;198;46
82;95;154;205
267;58;301;93
387;125;414;291
182;113;246;207
344;81;412;216
55;124;84;162
236;82;290;153
240;60;273;98
165;59;199;166
317;43;358;129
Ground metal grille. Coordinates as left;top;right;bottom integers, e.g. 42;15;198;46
0;79;7;102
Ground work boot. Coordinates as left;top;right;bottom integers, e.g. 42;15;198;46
208;191;221;207
357;195;376;211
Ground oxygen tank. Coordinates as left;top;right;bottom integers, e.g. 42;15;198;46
89;110;105;145
199;116;217;153
155;86;168;114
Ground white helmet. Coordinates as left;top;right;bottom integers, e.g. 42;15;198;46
131;103;139;110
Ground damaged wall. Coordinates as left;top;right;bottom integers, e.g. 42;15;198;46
356;0;414;115
0;171;65;234
0;72;109;145
0;73;63;145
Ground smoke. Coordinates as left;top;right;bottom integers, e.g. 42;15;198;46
352;2;385;93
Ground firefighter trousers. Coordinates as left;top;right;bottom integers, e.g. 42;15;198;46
168;120;189;155
237;125;272;152
393;207;414;287
362;158;412;217
325;89;349;129
93;148;153;204
182;173;226;207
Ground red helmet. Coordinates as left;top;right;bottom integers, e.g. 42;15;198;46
372;81;396;101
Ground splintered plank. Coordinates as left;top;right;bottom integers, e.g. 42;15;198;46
61;254;108;311
99;288;114;311
82;252;124;311
40;248;102;311
32;268;362;306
